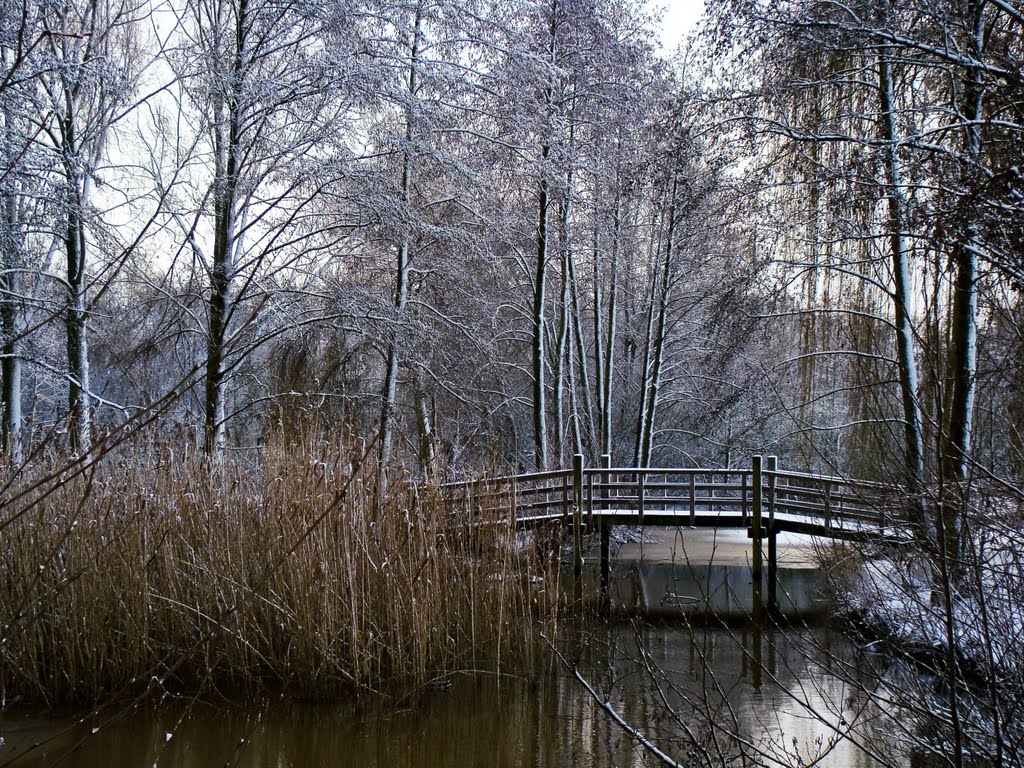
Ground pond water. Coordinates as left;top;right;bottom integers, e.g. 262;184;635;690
1;624;896;768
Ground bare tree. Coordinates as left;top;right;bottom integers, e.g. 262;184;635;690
169;0;350;453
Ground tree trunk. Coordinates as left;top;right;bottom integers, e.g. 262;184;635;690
593;210;605;452
1;186;21;463
65;187;91;453
601;185;621;459
633;202;663;467
379;1;422;473
568;238;593;456
533;149;550;471
204;0;249;455
639;175;679;469
938;2;985;569
878;50;929;539
553;226;568;464
414;376;436;480
0;91;22;462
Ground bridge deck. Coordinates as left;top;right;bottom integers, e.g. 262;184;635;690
513;508;905;542
443;456;910;614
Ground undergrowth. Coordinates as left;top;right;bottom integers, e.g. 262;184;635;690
0;433;561;708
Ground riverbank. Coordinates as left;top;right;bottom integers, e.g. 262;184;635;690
817;513;1024;766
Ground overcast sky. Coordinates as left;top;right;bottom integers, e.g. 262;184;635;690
656;0;706;50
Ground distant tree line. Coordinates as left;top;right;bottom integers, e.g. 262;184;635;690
0;0;1021;500
702;0;1023;555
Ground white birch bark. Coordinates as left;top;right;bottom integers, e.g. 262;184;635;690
378;2;422;473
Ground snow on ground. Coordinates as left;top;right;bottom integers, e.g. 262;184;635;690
829;538;1024;683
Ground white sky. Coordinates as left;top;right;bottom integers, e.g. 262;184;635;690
655;0;706;51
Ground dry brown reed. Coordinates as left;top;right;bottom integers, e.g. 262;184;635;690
0;434;559;707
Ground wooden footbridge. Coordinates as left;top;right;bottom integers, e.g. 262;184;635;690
443;455;907;614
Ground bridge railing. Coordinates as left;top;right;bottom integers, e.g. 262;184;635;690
441;468;575;525
766;469;896;530
441;458;902;534
582;467;753;525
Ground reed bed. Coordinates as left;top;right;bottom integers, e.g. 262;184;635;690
0;437;559;707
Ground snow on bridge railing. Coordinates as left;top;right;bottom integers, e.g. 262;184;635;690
581;467;754;526
766;469;900;529
440;457;905;534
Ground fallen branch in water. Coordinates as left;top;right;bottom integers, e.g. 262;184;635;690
544;636;684;768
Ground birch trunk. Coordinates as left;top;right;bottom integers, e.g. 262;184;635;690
553;213;568;464
568;238;593;456
0;92;22;462
414;378;436;479
878;51;927;532
533;151;551;470
379;2;422;473
633;201;663;468
601;188;621;459
638;176;679;469
933;3;984;575
61;99;93;453
204;0;249;454
942;14;983;485
65;191;90;453
592;214;605;451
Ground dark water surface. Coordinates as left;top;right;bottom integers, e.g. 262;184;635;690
1;625;891;767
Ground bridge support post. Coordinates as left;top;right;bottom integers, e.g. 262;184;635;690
572;454;584;593
600;453;611;614
751;455;764;621
766;456;778;617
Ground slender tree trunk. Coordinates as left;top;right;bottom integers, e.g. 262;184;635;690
633;202;663;467
941;5;985;481
639;176;679;469
65;183;91;453
592;212;605;449
1;200;21;462
878;51;929;537
533;148;550;471
414;376;436;479
798;145;822;464
204;0;248;454
633;271;656;467
602;189;621;459
379;2;423;473
568;240;593;456
553;218;569;464
205;166;234;454
0;97;21;462
0;69;22;462
532;0;562;471
937;3;984;579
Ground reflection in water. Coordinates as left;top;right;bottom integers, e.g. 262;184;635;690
1;627;892;767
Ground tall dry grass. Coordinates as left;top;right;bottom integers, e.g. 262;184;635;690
0;434;559;707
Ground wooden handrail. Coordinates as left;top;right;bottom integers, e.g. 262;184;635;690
441;461;899;537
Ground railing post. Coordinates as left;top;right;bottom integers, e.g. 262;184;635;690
507;475;516;528
824;479;833;527
587;471;594;528
751;455;764;620
689;473;696;525
741;472;748;523
600;453;612;613
573;454;584;581
562;471;570;524
638;472;646;527
766;456;778;617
